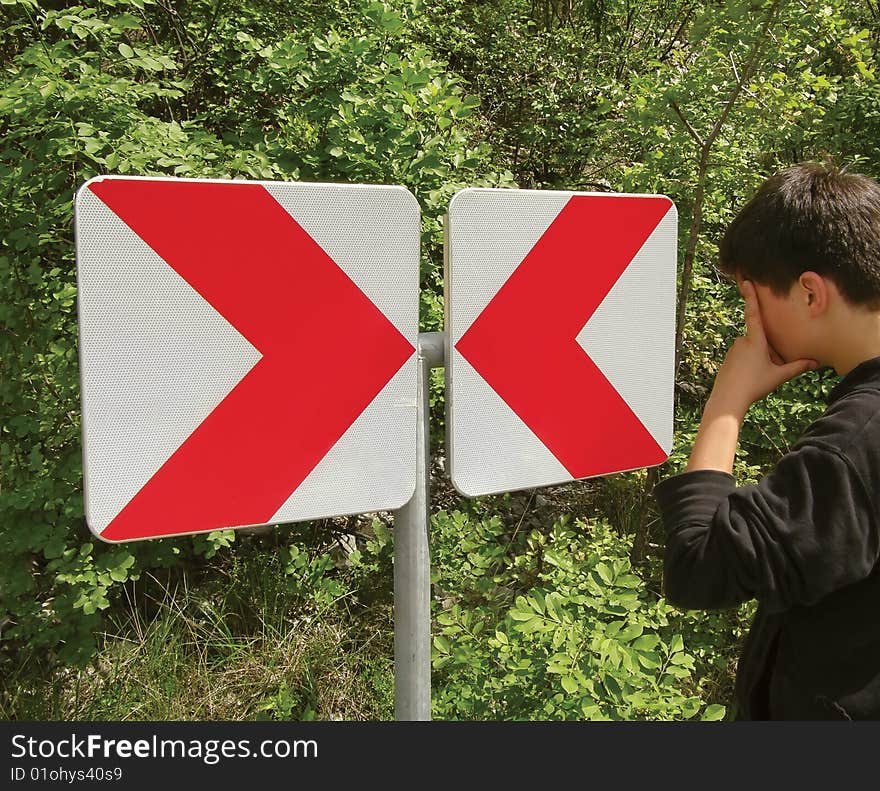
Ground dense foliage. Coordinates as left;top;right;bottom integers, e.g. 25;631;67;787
1;0;877;719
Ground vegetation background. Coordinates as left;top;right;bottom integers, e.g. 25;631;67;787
1;0;878;720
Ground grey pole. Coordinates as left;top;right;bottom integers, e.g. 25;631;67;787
393;330;445;721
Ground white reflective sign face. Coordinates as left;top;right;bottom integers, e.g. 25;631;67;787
445;187;677;497
76;176;419;542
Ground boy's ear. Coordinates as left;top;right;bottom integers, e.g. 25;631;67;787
798;271;829;315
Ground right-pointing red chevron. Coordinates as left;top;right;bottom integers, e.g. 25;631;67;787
87;178;414;541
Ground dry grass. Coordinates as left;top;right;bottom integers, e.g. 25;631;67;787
1;560;394;721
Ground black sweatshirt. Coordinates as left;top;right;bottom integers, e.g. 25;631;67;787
653;355;880;720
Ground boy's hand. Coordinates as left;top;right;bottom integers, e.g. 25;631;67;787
708;279;819;417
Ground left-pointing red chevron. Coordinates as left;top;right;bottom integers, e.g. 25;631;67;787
88;179;414;541
454;194;672;479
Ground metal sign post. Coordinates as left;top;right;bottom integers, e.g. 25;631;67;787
393;331;444;721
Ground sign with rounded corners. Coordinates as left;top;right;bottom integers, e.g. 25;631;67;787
445;187;677;497
75;175;420;542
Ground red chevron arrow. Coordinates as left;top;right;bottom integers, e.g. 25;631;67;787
454;195;672;479
88;179;414;541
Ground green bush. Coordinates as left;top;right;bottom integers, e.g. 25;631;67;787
431;509;728;720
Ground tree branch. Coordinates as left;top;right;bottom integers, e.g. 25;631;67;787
670;99;704;148
673;0;785;375
635;0;786;565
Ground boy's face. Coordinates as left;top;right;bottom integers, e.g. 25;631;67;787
735;273;806;364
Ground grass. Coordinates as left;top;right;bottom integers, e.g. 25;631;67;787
1;541;395;721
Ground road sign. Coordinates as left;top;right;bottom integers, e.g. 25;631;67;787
445;187;677;497
76;176;420;543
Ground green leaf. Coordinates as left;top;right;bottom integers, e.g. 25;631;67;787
602;674;622;699
515;617;546;634
637;651;661;670
605;620;624;638
595;563;614;585
527;590;546;613
118;43;135;59
701;704;727;721
617;623;644;642
545;593;563;622
632;634;660;651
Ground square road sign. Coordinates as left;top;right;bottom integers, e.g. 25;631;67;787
76;176;420;542
445;187;677;497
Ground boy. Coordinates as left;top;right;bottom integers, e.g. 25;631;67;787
653;162;880;720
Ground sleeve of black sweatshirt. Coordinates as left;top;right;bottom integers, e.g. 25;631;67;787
653;443;879;613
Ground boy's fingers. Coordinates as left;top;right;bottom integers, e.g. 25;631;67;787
740;280;766;341
780;358;819;381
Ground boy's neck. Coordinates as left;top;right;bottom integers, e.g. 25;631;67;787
825;311;880;377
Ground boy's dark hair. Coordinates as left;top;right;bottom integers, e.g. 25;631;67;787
718;162;880;310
